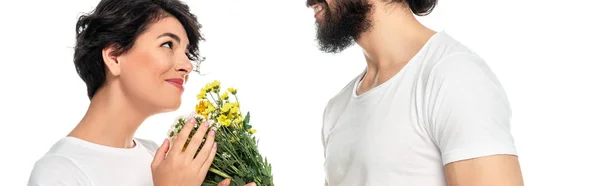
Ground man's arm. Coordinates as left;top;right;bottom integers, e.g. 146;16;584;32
425;53;523;186
444;154;524;186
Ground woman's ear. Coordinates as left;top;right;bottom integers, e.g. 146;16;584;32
102;45;121;76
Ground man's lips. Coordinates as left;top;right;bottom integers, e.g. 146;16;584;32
312;4;325;18
306;0;321;7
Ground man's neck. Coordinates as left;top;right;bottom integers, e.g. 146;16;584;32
354;3;436;94
69;82;150;149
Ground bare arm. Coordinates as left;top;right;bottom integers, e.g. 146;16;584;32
444;154;524;186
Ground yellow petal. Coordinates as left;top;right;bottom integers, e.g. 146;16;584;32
220;92;229;100
228;87;237;94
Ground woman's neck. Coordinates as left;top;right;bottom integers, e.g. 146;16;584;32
69;83;150;149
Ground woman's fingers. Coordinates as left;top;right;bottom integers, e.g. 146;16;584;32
171;117;197;155
184;121;210;159
151;139;170;169
194;127;216;167
197;142;217;176
217;179;231;186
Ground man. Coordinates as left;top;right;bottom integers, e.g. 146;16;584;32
306;0;524;185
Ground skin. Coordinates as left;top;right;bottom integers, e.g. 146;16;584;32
311;0;524;185
67;16;254;186
444;154;524;186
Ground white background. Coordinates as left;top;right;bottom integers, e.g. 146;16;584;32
1;0;599;185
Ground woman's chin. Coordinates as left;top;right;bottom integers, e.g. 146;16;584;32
146;90;184;113
165;100;182;111
154;98;182;113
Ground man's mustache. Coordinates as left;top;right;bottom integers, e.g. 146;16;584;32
306;0;325;7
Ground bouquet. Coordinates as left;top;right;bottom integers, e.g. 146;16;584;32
167;80;274;186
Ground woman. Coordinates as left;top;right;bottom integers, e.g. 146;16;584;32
27;0;254;185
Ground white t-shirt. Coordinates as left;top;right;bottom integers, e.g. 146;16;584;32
28;137;159;186
321;31;518;186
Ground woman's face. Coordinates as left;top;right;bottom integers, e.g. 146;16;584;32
106;16;194;114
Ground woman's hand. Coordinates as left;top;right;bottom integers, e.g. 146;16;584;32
151;117;217;186
217;179;257;186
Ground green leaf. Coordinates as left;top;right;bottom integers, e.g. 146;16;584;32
243;112;250;125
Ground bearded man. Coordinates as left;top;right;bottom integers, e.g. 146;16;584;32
306;0;525;185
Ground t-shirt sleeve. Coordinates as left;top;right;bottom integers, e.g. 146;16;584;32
28;155;91;186
424;53;518;166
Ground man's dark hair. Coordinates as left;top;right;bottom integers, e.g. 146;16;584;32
74;0;203;99
390;0;438;16
306;0;438;16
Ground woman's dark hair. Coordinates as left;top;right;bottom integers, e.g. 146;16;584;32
74;0;203;99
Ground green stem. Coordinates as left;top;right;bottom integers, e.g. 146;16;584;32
208;92;220;108
209;167;232;179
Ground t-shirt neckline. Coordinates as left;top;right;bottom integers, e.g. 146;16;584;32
62;136;144;154
351;31;444;99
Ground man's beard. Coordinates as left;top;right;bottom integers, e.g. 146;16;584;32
316;0;373;54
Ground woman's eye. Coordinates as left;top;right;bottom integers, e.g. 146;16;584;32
161;42;173;49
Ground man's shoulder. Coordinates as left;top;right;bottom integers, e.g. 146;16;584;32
420;32;483;71
417;32;497;85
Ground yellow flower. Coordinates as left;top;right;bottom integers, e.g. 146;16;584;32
196;88;207;100
195;100;215;119
207;103;216;112
248;128;257;134
221;104;230;113
234;117;243;124
203;82;214;93
195;101;207;114
204;105;215;119
230;106;239;115
212;80;220;87
234;117;243;125
211;80;220;92
227;113;236;119
222;102;236;113
195;104;202;115
218;114;231;127
220;92;229;100
227;87;237;95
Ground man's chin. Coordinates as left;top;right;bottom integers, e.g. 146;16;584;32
315;26;359;53
316;34;355;54
317;41;354;54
